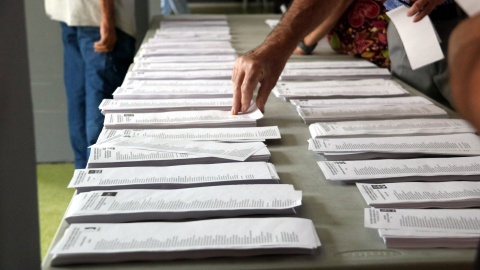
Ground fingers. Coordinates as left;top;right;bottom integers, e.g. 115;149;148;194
231;65;244;115
256;78;276;113
407;0;444;22
231;56;262;114
241;68;261;112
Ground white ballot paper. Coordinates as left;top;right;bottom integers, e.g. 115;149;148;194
139;47;235;57
69;162;280;192
284;60;377;69
365;208;480;233
387;6;444;70
50;217;321;266
298;104;447;124
379;228;480;248
99;98;233;113
309;119;475;138
309;133;480;160
103;106;263;129
318;156;480;183
92;136;265;162
291;96;433;108
274;79;409;99
86;146;271;168
121;79;233;88
455;0;480;16
162;14;228;21
151;33;232;42
96;126;281;143
134;54;237;63
357;181;480;209
126;70;233;80
64;184;301;223
142;40;232;49
112;86;233;99
132;62;235;72
280;68;391;81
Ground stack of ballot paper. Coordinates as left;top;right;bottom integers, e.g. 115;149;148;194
291;96;433;108
64;184;301;223
96;126;281;143
283;60;378;70
86;146;271;168
297;104;448;124
309;119;476;138
273;79;409;100
125;70;233;80
318;156;480;183
50;218;321;266
309;133;480;160
99;98;234;113
132;62;235;72
365;208;480;248
103;105;263;129
91;136;267;162
357;181;480;208
113;85;233;100
280;67;391;81
69;162;280;193
134;54;236;64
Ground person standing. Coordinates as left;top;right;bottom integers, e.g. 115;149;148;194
45;0;136;168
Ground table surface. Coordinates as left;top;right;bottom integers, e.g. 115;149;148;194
42;14;476;270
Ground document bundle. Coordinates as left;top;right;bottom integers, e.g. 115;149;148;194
309;133;480;160
51;218;320;266
365;208;480;248
64;184;301;223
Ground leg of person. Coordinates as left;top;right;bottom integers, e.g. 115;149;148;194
60;23;88;169
76;27;135;159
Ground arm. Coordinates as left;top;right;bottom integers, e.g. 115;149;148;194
231;0;352;114
293;1;353;55
94;0;117;53
406;0;447;22
448;13;480;130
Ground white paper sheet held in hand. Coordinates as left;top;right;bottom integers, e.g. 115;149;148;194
50;217;320;265
318;156;480;183
357;181;480;208
365;208;480;233
92;136;265;161
69;162;279;192
387;6;444;70
64;184;301;223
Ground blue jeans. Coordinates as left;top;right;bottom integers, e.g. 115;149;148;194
61;23;135;168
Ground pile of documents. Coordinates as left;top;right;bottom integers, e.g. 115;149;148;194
275;48;480;250
50;15;321;266
50;218;321;266
365;208;480;248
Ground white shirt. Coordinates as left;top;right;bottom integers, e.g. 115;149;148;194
45;0;136;37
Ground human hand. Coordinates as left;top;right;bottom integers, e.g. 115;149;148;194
407;0;447;22
231;45;289;114
94;20;117;53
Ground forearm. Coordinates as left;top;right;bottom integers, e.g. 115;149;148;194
99;0;115;27
449;14;480;129
264;0;351;56
302;0;353;46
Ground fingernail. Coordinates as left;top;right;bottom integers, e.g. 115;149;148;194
231;107;237;115
241;105;248;112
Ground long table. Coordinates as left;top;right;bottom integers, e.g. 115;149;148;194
42;14;476;270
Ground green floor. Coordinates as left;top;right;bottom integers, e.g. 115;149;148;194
37;163;75;259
